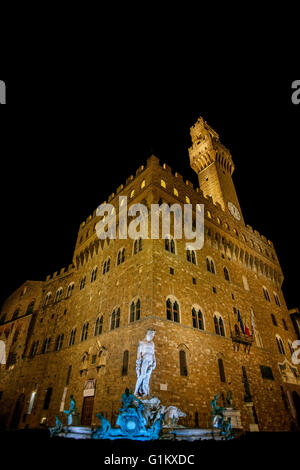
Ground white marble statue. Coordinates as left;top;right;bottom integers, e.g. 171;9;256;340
0;340;6;365
134;329;156;397
163;406;186;428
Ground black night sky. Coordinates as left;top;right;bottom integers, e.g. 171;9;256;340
0;78;299;310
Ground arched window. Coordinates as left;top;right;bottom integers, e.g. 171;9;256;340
161;179;166;189
276;336;285;355
141;180;146;189
103;258;111;274
187;248;196;264
274;293;281;307
94;316;103;336
130;299;141;323
282;319;288;331
29;340;39;357
271;314;277;326
214;314;225;337
44;292;52;306
218;358;226;382
192;307;204;330
173;188;179;197
206;257;215;274
55;334;64;351
111;307;120;330
69;328;76;346
179;350;188;376
117;248;125;265
81;322;89;342
91;267;98;283
26;301;35;315
42;337;52;354
134;237;143;254
66;283;75;298
185;196;191;204
223;267;230;281
80;276;86;290
263;287;271;302
165;236;175;254
242;276;249;291
55;288;63;303
122;350;129;376
166;298;180;323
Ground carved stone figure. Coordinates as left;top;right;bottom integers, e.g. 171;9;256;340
63;395;80;426
92;412;111;438
163;406;186;428
134;329;156;397
211;394;225;430
49;415;64;437
141;397;166;426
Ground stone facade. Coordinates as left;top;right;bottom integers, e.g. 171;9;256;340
0;117;299;432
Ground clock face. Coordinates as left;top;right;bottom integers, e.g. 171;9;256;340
228;202;241;221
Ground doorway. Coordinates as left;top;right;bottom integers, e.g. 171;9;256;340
81;396;94;425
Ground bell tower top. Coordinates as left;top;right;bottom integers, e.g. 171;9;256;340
189;117;243;224
189;117;235;176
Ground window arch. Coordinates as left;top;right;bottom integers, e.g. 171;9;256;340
117;248;126;265
133;237;143;255
55;334;64;351
274;292;281;307
81;322;89;342
276;335;285;355
130;299;141;323
214;313;225;337
91;267;98;283
192;306;204;330
66;283;75;298
55;288;63;303
42;337;52;354
69;328;76;346
80;276;86;290
94;315;103;336
44;292;52;306
206;257;216;274
111;307;120;330
263;287;271;302
166;297;180;323
223;267;230;281
29;340;39;358
165;235;176;254
187;248;197;265
102;257;111;274
218;358;226;382
179;350;188;376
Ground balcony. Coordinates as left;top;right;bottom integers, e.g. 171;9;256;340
231;332;254;353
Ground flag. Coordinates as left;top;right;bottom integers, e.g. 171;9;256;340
244;322;251;337
250;310;256;334
237;311;245;334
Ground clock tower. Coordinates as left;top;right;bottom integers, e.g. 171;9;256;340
189;117;244;225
